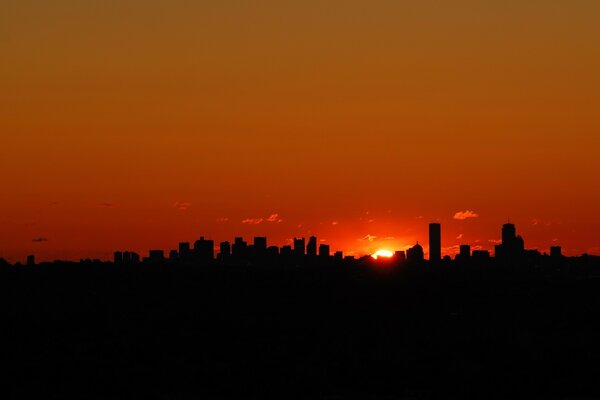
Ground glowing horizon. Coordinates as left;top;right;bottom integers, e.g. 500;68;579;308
1;1;599;262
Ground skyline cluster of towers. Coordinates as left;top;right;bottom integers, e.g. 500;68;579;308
107;221;564;267
9;221;570;267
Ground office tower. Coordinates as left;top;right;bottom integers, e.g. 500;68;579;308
254;237;267;257
550;246;562;258
27;255;35;266
149;250;165;261
219;241;231;260
280;245;293;258
394;250;406;262
194;236;214;260
318;244;330;258
307;236;317;257
497;223;525;260
178;242;191;260
429;223;441;262
407;242;424;262
169;250;178;261
131;252;140;264
267;246;279;257
502;223;516;245
114;251;123;264
459;245;471;259
123;251;132;264
232;237;247;259
293;237;306;257
472;250;490;260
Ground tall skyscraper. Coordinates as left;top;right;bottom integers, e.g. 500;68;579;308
293;237;306;257
502;223;516;246
307;236;317;257
254;237;267;257
318;244;330;258
429;223;441;262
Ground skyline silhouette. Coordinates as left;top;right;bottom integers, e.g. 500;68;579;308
6;220;594;268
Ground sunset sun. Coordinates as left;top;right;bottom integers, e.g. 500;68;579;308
372;249;394;260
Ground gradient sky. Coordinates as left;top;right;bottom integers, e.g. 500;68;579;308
2;1;599;262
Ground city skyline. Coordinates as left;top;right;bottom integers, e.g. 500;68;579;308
7;220;576;266
2;2;600;262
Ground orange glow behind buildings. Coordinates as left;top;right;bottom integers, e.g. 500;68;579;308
1;2;600;262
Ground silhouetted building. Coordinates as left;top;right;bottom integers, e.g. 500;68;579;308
169;250;178;262
550;246;562;258
149;250;165;261
429;223;441;262
319;244;330;258
178;242;191;260
334;251;343;261
131;252;140;264
495;223;525;261
407;243;424;263
232;237;247;259
114;251;123;264
254;237;267;256
294;237;306;257
194;237;214;261
266;246;279;258
458;244;471;261
472;250;490;261
219;241;231;260
307;236;317;257
394;250;406;262
123;251;132;264
27;255;35;266
280;245;293;258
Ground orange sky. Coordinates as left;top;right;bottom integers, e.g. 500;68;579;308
1;1;599;262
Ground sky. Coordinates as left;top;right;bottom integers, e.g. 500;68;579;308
1;1;599;262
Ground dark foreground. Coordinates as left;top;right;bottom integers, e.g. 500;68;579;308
2;262;600;398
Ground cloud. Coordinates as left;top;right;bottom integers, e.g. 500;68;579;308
32;237;48;242
173;201;192;211
266;213;283;223
532;219;539;226
360;235;377;242
488;239;501;244
332;221;339;226
242;218;264;225
216;217;229;223
453;210;479;220
456;234;463;240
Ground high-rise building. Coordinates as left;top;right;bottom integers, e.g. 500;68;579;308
496;223;525;261
407;242;424;263
114;251;123;264
502;223;516;245
394;250;406;262
232;237;247;259
27;255;35;266
293;237;306;257
307;236;317;257
318;244;330;258
429;223;441;262
149;250;164;261
459;244;471;259
219;241;231;260
194;236;214;260
178;242;191;260
550;246;562;258
254;237;267;257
